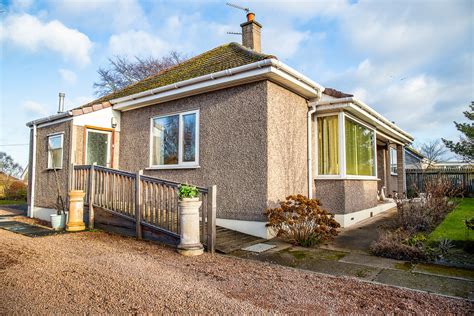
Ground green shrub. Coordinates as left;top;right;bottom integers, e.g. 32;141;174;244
264;195;340;247
177;184;199;200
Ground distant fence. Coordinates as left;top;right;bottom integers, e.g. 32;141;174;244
406;168;474;197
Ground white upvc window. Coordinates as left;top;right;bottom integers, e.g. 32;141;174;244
316;112;377;180
390;147;398;175
47;133;64;169
149;110;199;169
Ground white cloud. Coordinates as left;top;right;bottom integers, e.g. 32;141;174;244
108;30;170;58
23;100;48;116
49;0;149;32
0;14;93;66
58;68;77;84
263;28;311;59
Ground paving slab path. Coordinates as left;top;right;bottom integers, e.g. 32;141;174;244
233;240;474;300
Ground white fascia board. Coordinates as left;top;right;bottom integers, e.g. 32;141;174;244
316;102;412;144
113;67;273;111
316;98;414;144
26;111;72;127
111;59;323;112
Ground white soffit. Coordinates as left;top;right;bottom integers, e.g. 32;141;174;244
316;99;413;144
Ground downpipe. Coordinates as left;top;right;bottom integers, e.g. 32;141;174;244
307;90;322;199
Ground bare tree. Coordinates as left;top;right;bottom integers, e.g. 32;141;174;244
93;51;186;97
416;139;449;168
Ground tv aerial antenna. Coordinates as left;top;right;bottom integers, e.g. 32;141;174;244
226;2;250;14
225;2;251;36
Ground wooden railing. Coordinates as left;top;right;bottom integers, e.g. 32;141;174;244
71;164;216;253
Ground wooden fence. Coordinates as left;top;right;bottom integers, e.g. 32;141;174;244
406;168;474;197
71;164;216;253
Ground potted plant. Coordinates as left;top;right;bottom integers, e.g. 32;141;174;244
50;167;68;230
176;184;204;256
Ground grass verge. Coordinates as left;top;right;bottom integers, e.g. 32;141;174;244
0;199;27;205
428;198;473;244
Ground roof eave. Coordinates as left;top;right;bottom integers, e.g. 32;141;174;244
26;111;73;127
315;97;414;144
111;59;325;112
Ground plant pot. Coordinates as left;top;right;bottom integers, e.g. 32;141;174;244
177;197;203;256
51;212;68;231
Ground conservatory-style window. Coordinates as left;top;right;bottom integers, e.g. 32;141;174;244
390;147;398;175
47;133;64;169
345;118;376;176
150;110;199;168
317;113;376;178
317;115;339;175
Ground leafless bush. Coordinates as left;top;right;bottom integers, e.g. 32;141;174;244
371;229;427;261
395;179;461;233
264;195;340;247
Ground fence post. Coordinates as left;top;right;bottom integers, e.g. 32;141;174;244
69;163;75;193
207;185;216;254
135;170;143;239
88;163;96;229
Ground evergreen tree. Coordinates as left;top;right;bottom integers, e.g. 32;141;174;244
442;102;473;161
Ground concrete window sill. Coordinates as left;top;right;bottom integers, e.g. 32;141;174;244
146;165;201;170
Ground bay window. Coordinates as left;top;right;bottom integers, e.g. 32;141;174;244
47;133;63;169
317;113;376;178
151;110;199;168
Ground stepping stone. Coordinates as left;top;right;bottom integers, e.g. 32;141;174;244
242;243;276;253
0;220;59;237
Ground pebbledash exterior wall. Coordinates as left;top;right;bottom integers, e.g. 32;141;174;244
30;120;72;221
313;179;378;214
29;113;122;221
118;80;308;224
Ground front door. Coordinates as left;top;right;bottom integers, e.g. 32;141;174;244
86;129;112;167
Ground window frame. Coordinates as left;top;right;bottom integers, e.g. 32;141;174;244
148;109;200;169
315;112;377;180
390;147;398;175
85;128;113;167
47;132;64;170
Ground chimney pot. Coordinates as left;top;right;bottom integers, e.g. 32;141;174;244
240;13;262;53
58;92;65;114
246;12;255;22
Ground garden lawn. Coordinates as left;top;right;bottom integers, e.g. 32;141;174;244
428;198;474;244
0;199;26;205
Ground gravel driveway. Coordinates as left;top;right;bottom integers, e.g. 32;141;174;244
0;228;472;314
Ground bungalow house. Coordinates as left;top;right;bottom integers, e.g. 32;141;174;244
26;13;413;238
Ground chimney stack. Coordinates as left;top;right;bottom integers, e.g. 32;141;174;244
58;92;65;113
240;12;262;52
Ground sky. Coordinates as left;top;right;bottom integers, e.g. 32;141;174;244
0;0;473;168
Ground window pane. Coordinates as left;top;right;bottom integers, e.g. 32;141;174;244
51;148;62;168
390;148;398;174
48;135;63;168
86;131;109;167
345;118;375;176
152;115;179;165
182;113;196;162
48;135;62;150
318;116;339;175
